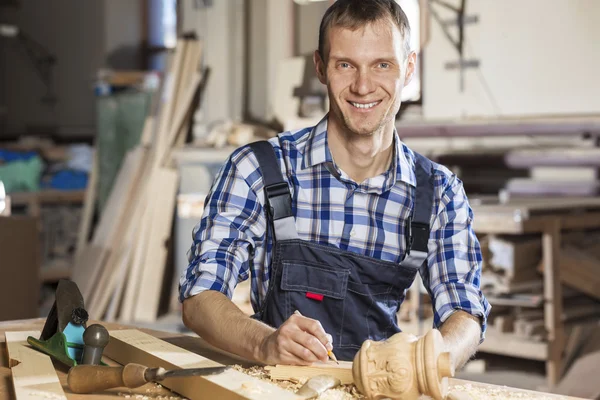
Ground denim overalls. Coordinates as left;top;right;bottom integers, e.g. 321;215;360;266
249;140;434;361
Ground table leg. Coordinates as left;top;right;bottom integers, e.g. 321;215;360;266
543;219;564;386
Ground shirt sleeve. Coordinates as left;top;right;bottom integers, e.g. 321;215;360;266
419;172;492;343
178;147;267;303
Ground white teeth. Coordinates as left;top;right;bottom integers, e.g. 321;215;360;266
351;101;378;109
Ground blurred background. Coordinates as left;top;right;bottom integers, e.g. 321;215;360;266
1;0;599;397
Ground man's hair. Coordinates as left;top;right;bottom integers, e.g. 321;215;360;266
318;0;411;61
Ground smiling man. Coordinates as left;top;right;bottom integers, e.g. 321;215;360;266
179;0;490;370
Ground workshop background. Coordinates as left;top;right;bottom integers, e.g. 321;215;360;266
1;0;599;398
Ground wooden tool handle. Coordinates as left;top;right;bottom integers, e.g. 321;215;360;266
68;363;149;394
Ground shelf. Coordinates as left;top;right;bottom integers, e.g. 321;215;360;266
10;190;86;206
39;259;72;283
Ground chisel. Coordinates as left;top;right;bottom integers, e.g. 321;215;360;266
67;363;229;394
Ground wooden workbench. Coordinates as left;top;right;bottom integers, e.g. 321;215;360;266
470;196;600;387
0;318;583;400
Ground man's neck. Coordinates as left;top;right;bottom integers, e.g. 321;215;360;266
327;118;395;184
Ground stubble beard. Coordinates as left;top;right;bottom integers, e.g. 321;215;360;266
339;101;395;138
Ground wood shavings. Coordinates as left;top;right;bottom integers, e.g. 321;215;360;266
450;384;567;400
117;390;186;400
26;392;64;399
237;381;269;396
230;364;364;399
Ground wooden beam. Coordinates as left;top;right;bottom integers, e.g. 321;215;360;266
265;361;354;385
104;329;301;400
4;331;67;400
543;219;565;386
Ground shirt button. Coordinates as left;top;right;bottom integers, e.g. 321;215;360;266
350;229;356;237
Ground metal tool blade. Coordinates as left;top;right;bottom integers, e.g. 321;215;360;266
148;366;229;382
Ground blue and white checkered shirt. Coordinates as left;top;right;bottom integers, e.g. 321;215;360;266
179;116;491;339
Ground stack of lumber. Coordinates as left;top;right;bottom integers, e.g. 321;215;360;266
482;232;600;342
72;36;205;323
502;147;600;198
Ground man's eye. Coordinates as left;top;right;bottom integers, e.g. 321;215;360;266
339;62;350;68
379;62;390;68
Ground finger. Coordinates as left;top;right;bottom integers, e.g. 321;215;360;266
325;333;333;351
295;316;330;348
278;349;313;366
291;329;329;362
283;337;321;364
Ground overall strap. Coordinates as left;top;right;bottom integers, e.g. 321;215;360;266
401;151;436;269
248;140;299;242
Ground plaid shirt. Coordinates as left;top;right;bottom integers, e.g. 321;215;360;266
179;116;491;339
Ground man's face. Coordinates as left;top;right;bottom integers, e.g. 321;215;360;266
315;18;415;137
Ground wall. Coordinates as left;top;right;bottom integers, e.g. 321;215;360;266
247;0;294;122
104;0;144;70
423;0;600;120
0;0;144;138
180;0;245;125
0;0;104;137
295;2;329;56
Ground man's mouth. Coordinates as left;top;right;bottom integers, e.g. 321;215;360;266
348;100;381;110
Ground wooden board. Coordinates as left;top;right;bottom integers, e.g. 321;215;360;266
265;361;354;385
0;216;40;322
0;319;587;400
104;329;301;400
539;246;600;302
132;168;179;322
74;148;98;263
4;331;67;400
471;196;600;218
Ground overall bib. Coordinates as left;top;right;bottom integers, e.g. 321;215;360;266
249;140;435;361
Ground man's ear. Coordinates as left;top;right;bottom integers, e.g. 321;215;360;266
404;51;417;85
313;50;327;84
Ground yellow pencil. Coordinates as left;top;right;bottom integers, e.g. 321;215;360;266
294;310;339;364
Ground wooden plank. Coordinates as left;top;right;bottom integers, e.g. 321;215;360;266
88;157;152;320
505;147;600;168
486;235;541;280
543;220;565;386
9;190;86;206
265;361;353;385
72;147;145;299
132;168;179;322
4;331;67;400
85;148;148;316
478;326;548;361
118;201;153;322
74;148;98;264
160;72;202;166
104;329;301;400
0;216;40;322
553;351;600;399
450;379;585;400
543;246;600;302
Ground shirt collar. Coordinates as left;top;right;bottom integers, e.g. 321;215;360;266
301;114;416;188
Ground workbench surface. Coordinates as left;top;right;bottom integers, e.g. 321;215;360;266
0;318;583;400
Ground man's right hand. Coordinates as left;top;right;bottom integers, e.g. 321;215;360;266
257;312;333;365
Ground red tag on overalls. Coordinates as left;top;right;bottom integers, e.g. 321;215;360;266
306;292;324;301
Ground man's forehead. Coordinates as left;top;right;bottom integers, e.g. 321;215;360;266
326;19;404;58
328;18;401;41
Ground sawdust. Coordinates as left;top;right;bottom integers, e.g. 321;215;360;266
450;384;567;400
116;383;187;400
231;365;365;399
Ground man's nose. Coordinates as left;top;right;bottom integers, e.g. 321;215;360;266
351;70;375;96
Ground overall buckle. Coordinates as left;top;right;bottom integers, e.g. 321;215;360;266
265;182;292;220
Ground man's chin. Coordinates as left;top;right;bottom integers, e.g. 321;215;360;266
344;120;384;136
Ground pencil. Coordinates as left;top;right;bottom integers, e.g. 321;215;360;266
294;310;339;364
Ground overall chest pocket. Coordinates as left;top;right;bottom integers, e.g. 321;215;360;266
280;261;349;347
